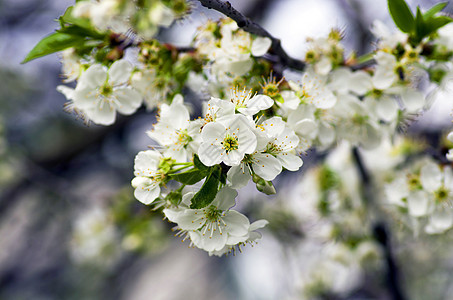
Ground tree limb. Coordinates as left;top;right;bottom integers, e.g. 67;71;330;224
352;147;407;300
197;0;306;71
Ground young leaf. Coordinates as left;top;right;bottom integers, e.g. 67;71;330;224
193;154;209;172
415;7;428;42
22;32;85;64
190;168;221;209
59;6;92;29
424;16;453;36
58;25;106;40
169;168;207;185
388;0;415;33
424;2;448;19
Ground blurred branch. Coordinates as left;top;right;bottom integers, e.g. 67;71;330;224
352;147;407;300
336;0;374;55
197;0;306;71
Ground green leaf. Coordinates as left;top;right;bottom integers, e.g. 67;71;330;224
193;154;209;172
59;6;91;29
58;25;106;40
190;168;221;209
169;169;207;185
424;2;448;19
425;16;453;34
22;32;85;64
415;7;427;41
388;0;415;33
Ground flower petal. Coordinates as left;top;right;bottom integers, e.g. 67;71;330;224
277;153;303;171
134;184;160;205
114;88;142;114
174;209;205;231
223;210;250;236
420;162;442;192
251;37;271;57
109;59;132;85
134;150;161;176
227;164;251;189
252;153;282;181
85;103;116;125
407;190;430;217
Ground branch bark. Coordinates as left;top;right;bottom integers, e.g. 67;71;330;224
197;0;306;71
352;147;407;300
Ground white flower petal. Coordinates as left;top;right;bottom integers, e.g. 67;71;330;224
201;122;225;142
80;64;107;89
227;164;251;189
400;89;425;113
420;162;442;192
109;59;132;85
429;208;453;231
250;219;269;231
260;116;286;137
134;150;161;176
407;190;430;217
251;37;272;57
134;184;160;205
277;153;303;171
174;209;205;231
375;96;399;122
198;142;223;166
57;85;75;100
114;88;142;114
280;90;300;110
294;119;318;137
223;149;245;166
372;66;397;90
212;187;238;210
85;103;116;125
200;227;228;251
312;91;336;109
252;153;282;181
349;71;372;95
223;210;250;236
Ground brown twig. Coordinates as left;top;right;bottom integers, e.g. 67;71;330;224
197;0;306;71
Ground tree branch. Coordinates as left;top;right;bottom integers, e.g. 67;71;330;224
352;147;407;300
197;0;306;71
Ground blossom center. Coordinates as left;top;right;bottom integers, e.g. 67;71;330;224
176;129;192;147
222;134;239;152
230;87;253;109
406;174;422;191
99;83;113;96
434;186;450;204
204;205;222;222
265;142;282;155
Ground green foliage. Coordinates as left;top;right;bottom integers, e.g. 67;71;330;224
423;2;448;19
190;167;221;209
387;0;452;45
22;6;107;64
413;6;452;44
169;168;208;185
193;154;209;172
388;0;415;33
22;32;85;64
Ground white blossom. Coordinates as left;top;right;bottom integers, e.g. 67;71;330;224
58;60;142;125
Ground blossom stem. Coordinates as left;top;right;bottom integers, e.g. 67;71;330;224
169;165;192;173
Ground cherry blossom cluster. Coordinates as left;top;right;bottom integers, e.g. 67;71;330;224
28;0;453;257
130;91;302;255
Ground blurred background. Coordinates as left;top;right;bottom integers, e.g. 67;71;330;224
1;0;453;299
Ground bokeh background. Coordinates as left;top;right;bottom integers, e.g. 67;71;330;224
1;0;453;299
